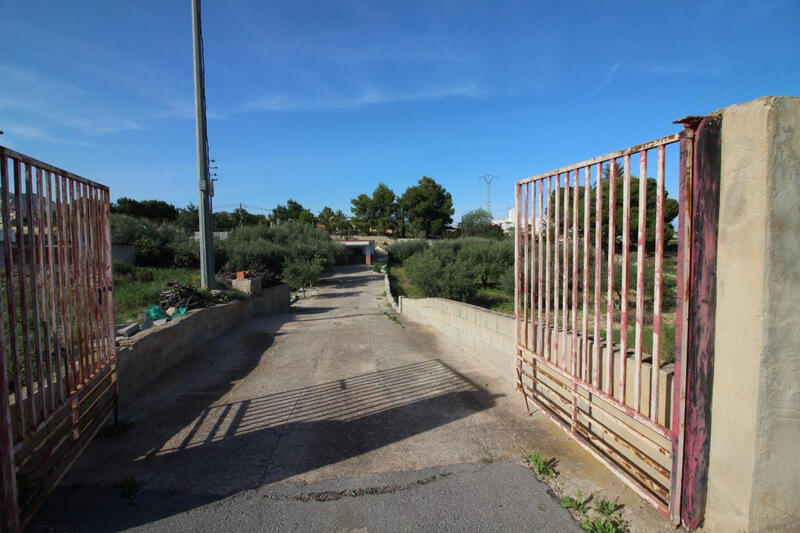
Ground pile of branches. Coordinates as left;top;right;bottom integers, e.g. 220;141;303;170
159;282;205;309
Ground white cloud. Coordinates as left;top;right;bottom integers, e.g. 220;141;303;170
241;82;483;112
583;62;622;99
2;123;91;146
642;63;719;76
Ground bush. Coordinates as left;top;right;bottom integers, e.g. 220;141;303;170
111;214;157;245
387;240;428;265
133;237;174;267
224;239;285;281
440;260;479;302
172;238;200;268
219;221;346;283
403;249;443;297
500;265;515;296
283;257;325;295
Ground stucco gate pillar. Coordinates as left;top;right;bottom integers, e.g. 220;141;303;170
704;96;800;532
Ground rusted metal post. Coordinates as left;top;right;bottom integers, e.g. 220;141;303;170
593;163;602;389
634;152;647;413
671;118;697;526
545;177;552;360
523;183;530;348
605;159;617;394
0;158;20;532
537;182;544;356
680;115;721;529
650;145;666;420
514;182;522;388
619;155;630;403
581;166;590;382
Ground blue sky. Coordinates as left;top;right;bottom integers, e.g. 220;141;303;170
2;0;798;222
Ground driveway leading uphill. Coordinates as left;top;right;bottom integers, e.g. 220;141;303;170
33;265;580;532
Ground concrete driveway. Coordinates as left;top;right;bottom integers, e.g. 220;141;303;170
33;266;582;532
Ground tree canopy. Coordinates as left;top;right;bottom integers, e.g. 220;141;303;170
272;199;315;225
349;183;398;234
112;197;178;223
460;208;492;231
398;177;454;238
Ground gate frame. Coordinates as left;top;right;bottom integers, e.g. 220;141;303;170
0;146;116;531
513;118;719;526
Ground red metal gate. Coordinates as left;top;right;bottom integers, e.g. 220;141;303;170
513;128;698;523
0;146;116;530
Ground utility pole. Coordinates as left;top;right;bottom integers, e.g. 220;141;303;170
479;175;498;217
192;0;214;289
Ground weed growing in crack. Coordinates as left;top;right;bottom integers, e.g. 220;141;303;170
594;497;620;517
575;495;628;533
562;491;590;517
384;311;403;327
580;515;629;533
526;451;556;479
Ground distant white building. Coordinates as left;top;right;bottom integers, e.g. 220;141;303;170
493;207;542;233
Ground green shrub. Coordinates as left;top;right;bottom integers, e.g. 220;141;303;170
219;221;345;282
403;249;443;297
283;257;325;295
440;260;479;302
134;237;174;267
387;239;428;265
500;265;515;296
172;238;200;268
113;260;133;276
111;213;157;245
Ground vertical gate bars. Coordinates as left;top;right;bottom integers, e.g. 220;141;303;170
0;146;116;530
514;133;688;521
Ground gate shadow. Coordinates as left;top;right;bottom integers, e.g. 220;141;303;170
33;355;499;531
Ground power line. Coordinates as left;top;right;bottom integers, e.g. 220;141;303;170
479;175;498;216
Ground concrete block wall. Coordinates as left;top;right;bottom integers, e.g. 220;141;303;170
383;271;399;311
116;283;289;405
398;296;516;382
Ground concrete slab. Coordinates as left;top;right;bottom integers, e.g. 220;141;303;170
32;265;670;532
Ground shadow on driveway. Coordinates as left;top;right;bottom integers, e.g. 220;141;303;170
33;357;500;531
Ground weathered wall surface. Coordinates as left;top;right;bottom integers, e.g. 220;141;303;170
705;96;800;532
116;284;289;406
398;296;516;382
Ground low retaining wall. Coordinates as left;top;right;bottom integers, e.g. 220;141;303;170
383;270;399;311
116;283;289;405
396;295;674;427
398;296;516;381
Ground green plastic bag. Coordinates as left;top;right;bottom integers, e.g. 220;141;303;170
145;304;167;320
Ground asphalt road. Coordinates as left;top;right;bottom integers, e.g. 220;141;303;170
32;266;581;532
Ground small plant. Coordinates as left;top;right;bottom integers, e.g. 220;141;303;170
594;497;620;517
561;491;590;517
526;451;556;479
373;263;382;273
384;311;403;327
581;516;627;533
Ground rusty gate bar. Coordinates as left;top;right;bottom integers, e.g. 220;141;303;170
514;132;688;520
0;145;115;530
